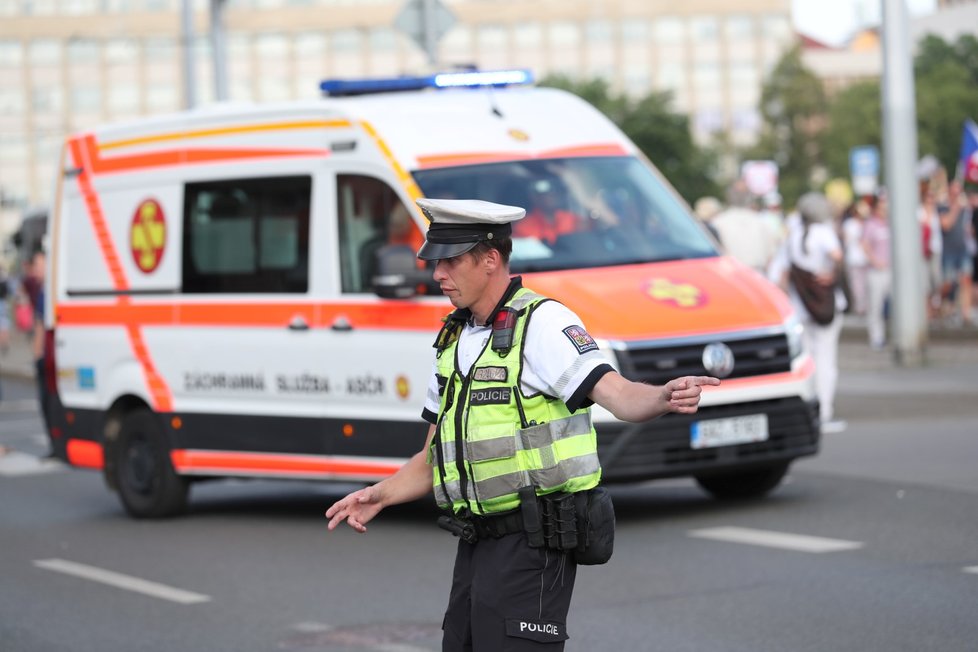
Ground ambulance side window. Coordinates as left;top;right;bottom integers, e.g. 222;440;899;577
336;174;423;293
182;176;311;293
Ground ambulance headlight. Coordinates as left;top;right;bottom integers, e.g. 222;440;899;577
785;314;805;361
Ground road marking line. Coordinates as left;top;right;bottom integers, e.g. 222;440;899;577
33;558;211;605
964;566;978;575
0;399;40;413
0;418;43;427
0;452;66;477
688;526;864;553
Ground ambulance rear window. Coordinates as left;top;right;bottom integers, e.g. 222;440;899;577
414;156;717;273
182;175;311;293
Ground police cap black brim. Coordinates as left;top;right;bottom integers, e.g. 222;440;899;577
417;240;480;261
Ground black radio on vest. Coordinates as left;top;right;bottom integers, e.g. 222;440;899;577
491;307;518;354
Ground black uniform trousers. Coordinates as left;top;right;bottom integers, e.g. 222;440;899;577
442;530;577;651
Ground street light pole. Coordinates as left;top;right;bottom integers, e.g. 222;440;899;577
180;0;197;109
211;0;229;101
881;0;927;365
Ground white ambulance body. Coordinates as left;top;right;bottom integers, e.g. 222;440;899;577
46;71;819;517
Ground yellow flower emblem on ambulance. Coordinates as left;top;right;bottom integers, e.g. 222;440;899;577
645;278;706;308
130;198;167;274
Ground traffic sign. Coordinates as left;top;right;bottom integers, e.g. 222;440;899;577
394;0;456;62
849;145;880;196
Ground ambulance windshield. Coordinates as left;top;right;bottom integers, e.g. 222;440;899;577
413;156;717;273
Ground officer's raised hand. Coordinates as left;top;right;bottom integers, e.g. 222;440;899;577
590;372;720;422
661;375;721;413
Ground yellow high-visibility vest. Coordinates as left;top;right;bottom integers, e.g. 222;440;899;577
430;287;602;516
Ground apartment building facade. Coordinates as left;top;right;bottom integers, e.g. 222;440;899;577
0;0;794;209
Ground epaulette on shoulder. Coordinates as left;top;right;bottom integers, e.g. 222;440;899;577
433;310;467;352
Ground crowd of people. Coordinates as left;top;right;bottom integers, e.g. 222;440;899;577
695;177;978;435
696;178;978;339
0;248;47;411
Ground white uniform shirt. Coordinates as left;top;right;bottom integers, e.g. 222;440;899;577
422;300;613;422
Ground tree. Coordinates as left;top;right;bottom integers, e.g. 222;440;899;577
745;46;828;207
914;34;978;177
539;75;720;203
821;34;978;185
820;80;881;181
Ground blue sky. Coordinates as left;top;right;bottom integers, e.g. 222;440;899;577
792;0;938;45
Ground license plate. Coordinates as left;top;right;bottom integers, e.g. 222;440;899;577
691;414;769;449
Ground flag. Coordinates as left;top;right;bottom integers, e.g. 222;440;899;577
961;118;978;184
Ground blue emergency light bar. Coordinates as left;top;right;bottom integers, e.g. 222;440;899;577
320;68;534;97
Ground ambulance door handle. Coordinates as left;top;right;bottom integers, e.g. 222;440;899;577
288;316;310;331
330;316;353;332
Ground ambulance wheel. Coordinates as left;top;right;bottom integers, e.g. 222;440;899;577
116;409;189;518
694;462;789;500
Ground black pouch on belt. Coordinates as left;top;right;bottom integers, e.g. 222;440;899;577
541;492;579;551
573;487;615;565
519;486;545;548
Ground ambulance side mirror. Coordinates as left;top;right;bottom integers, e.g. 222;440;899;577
372;245;433;299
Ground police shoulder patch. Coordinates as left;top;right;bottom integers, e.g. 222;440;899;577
473;366;508;383
562;325;598;354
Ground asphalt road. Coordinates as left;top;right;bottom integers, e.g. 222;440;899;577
2;341;978;652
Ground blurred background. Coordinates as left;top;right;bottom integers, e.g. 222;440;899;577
1;0;976;267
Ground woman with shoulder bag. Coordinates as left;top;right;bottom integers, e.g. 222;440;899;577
773;192;847;434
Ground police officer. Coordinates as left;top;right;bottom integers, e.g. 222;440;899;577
326;198;720;651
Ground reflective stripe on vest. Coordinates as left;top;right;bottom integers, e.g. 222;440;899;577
430;287;602;515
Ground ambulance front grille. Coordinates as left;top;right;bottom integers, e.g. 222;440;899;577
596;397;820;482
614;332;791;385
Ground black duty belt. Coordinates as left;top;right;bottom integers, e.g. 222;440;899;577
438;510;524;543
470;510;524;539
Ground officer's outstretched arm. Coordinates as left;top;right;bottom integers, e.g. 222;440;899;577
325;424;436;533
589;372;720;422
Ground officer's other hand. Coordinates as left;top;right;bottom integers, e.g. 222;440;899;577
663;376;720;414
325;485;383;533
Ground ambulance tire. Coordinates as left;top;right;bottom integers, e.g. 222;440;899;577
694;462;790;500
116;409;189;518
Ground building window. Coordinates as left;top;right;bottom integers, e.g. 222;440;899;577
67;38;99;62
512;22;544;74
182;175;312;293
330;28;364;76
71;86;101;112
256;33;291;101
62;0;99;13
0;1;23;17
28;38;60;65
0;40;23;65
295;32;326;98
549;21;579;47
336;174;421;294
690;16;719;43
622;20;649;44
367;27;400;76
25;0;57;15
476;25;508;69
440;25;473;65
725;15;754;41
762;15;792;42
654;17;684;45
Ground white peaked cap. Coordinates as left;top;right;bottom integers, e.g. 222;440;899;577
416;198;525;260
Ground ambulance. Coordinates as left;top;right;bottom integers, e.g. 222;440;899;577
44;69;819;517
